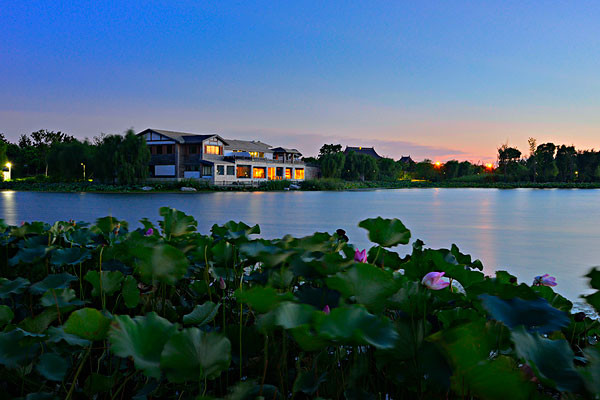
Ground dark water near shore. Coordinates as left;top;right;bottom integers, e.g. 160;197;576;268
2;188;599;300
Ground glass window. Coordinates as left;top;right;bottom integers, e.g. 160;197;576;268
227;166;235;175
156;145;163;155
189;145;197;154
217;165;225;175
205;145;222;155
285;168;292;179
236;165;251;178
253;167;266;179
202;165;213;176
276;167;283;177
268;167;276;180
166;145;173;154
294;169;304;179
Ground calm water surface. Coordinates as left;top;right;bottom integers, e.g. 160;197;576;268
2;189;599;300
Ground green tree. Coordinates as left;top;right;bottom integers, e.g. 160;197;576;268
555;145;577;182
115;129;150;185
94;134;123;183
497;144;522;177
528;137;537;182
320;152;346;179
318;144;342;158
377;157;400;181
46;140;93;180
535;143;558;182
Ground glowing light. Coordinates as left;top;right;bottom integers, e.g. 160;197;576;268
5;162;11;168
434;161;441;167
485;163;493;169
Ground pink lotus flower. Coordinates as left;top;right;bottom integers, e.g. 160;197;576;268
323;305;330;314
421;272;451;290
219;277;226;290
533;274;557;287
145;228;154;236
354;249;367;263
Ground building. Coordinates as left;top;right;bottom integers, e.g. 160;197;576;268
343;146;382;159
399;156;414;164
138;128;307;185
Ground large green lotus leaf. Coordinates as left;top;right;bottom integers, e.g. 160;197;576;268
429;321;494;371
210;240;235;268
235;286;294;313
450;243;484;270
238;240;294;268
50;247;92;266
29;273;77;295
36;353;70;381
584;291;600;313
358;217;411;247
10;221;48;238
290;325;329;351
211;220;260;242
64;307;111;341
93;216;128;237
585;267;600;290
159;207;197;238
18;308;59;334
449;356;537;400
40;288;84;308
9;239;50;266
326;263;399;313
480;294;569;334
580;347;600;394
511;326;584;392
84;270;124;296
122;275;140;308
47;326;91;347
436;307;483;329
134;244;189;285
274;302;315;329
183;301;220;326
83;373;113;396
366;246;403;269
295;285;340;310
0;329;40;368
0;305;14;326
0;277;30;298
531;286;572;312
108;312;176;378
315;306;398;349
65;228;94;247
160;328;231;382
293;369;327;395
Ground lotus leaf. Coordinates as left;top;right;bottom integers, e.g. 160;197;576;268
64;307;111;341
358;217;411;247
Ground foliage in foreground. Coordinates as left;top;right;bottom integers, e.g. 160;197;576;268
1;209;600;399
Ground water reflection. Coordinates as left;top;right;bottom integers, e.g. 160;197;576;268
0;189;599;300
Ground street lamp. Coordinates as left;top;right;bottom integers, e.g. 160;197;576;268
4;162;11;181
81;163;86;180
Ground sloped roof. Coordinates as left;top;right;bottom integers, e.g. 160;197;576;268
138;129;228;145
271;147;302;155
224;139;273;152
399;156;414;163
344;146;382;159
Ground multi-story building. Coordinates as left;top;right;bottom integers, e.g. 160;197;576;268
138;128;309;185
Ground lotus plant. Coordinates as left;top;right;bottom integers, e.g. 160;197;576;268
533;274;557;287
354;249;367;263
421;271;451;290
144;228;154;236
323;305;331;314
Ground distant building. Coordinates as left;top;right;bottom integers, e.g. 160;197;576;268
343;146;382;159
399;155;414;164
137;128;308;185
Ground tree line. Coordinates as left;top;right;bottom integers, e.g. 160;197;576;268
0;129;150;184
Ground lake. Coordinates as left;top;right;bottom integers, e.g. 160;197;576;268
2;188;599;300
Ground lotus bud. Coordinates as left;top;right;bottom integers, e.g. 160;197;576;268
145;228;154;236
323;305;330;314
421;272;451;290
354;249;367;263
219;277;226;290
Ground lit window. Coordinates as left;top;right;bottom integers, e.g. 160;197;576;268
294;169;304;179
253;167;266;179
285;168;292;179
237;165;251;178
205;145;222;155
268;167;276;180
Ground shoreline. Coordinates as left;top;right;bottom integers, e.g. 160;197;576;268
1;179;600;193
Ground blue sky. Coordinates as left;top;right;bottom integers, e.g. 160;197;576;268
2;1;600;161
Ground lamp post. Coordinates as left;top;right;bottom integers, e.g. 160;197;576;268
4;162;11;181
81;163;86;180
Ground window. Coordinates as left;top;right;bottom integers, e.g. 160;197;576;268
227;166;235;175
189;145;197;154
248;151;265;158
236;165;251;178
217;165;225;175
268;167;276;180
294;169;304;179
276;167;283;177
285;168;292;179
166;145;174;154
253;167;266;179
205;145;222;155
202;165;213;176
156;145;163;155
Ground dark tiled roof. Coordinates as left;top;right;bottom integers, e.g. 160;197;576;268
224;139;273;153
138;129;228;145
399;156;414;163
271;147;302;155
344;146;382;159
